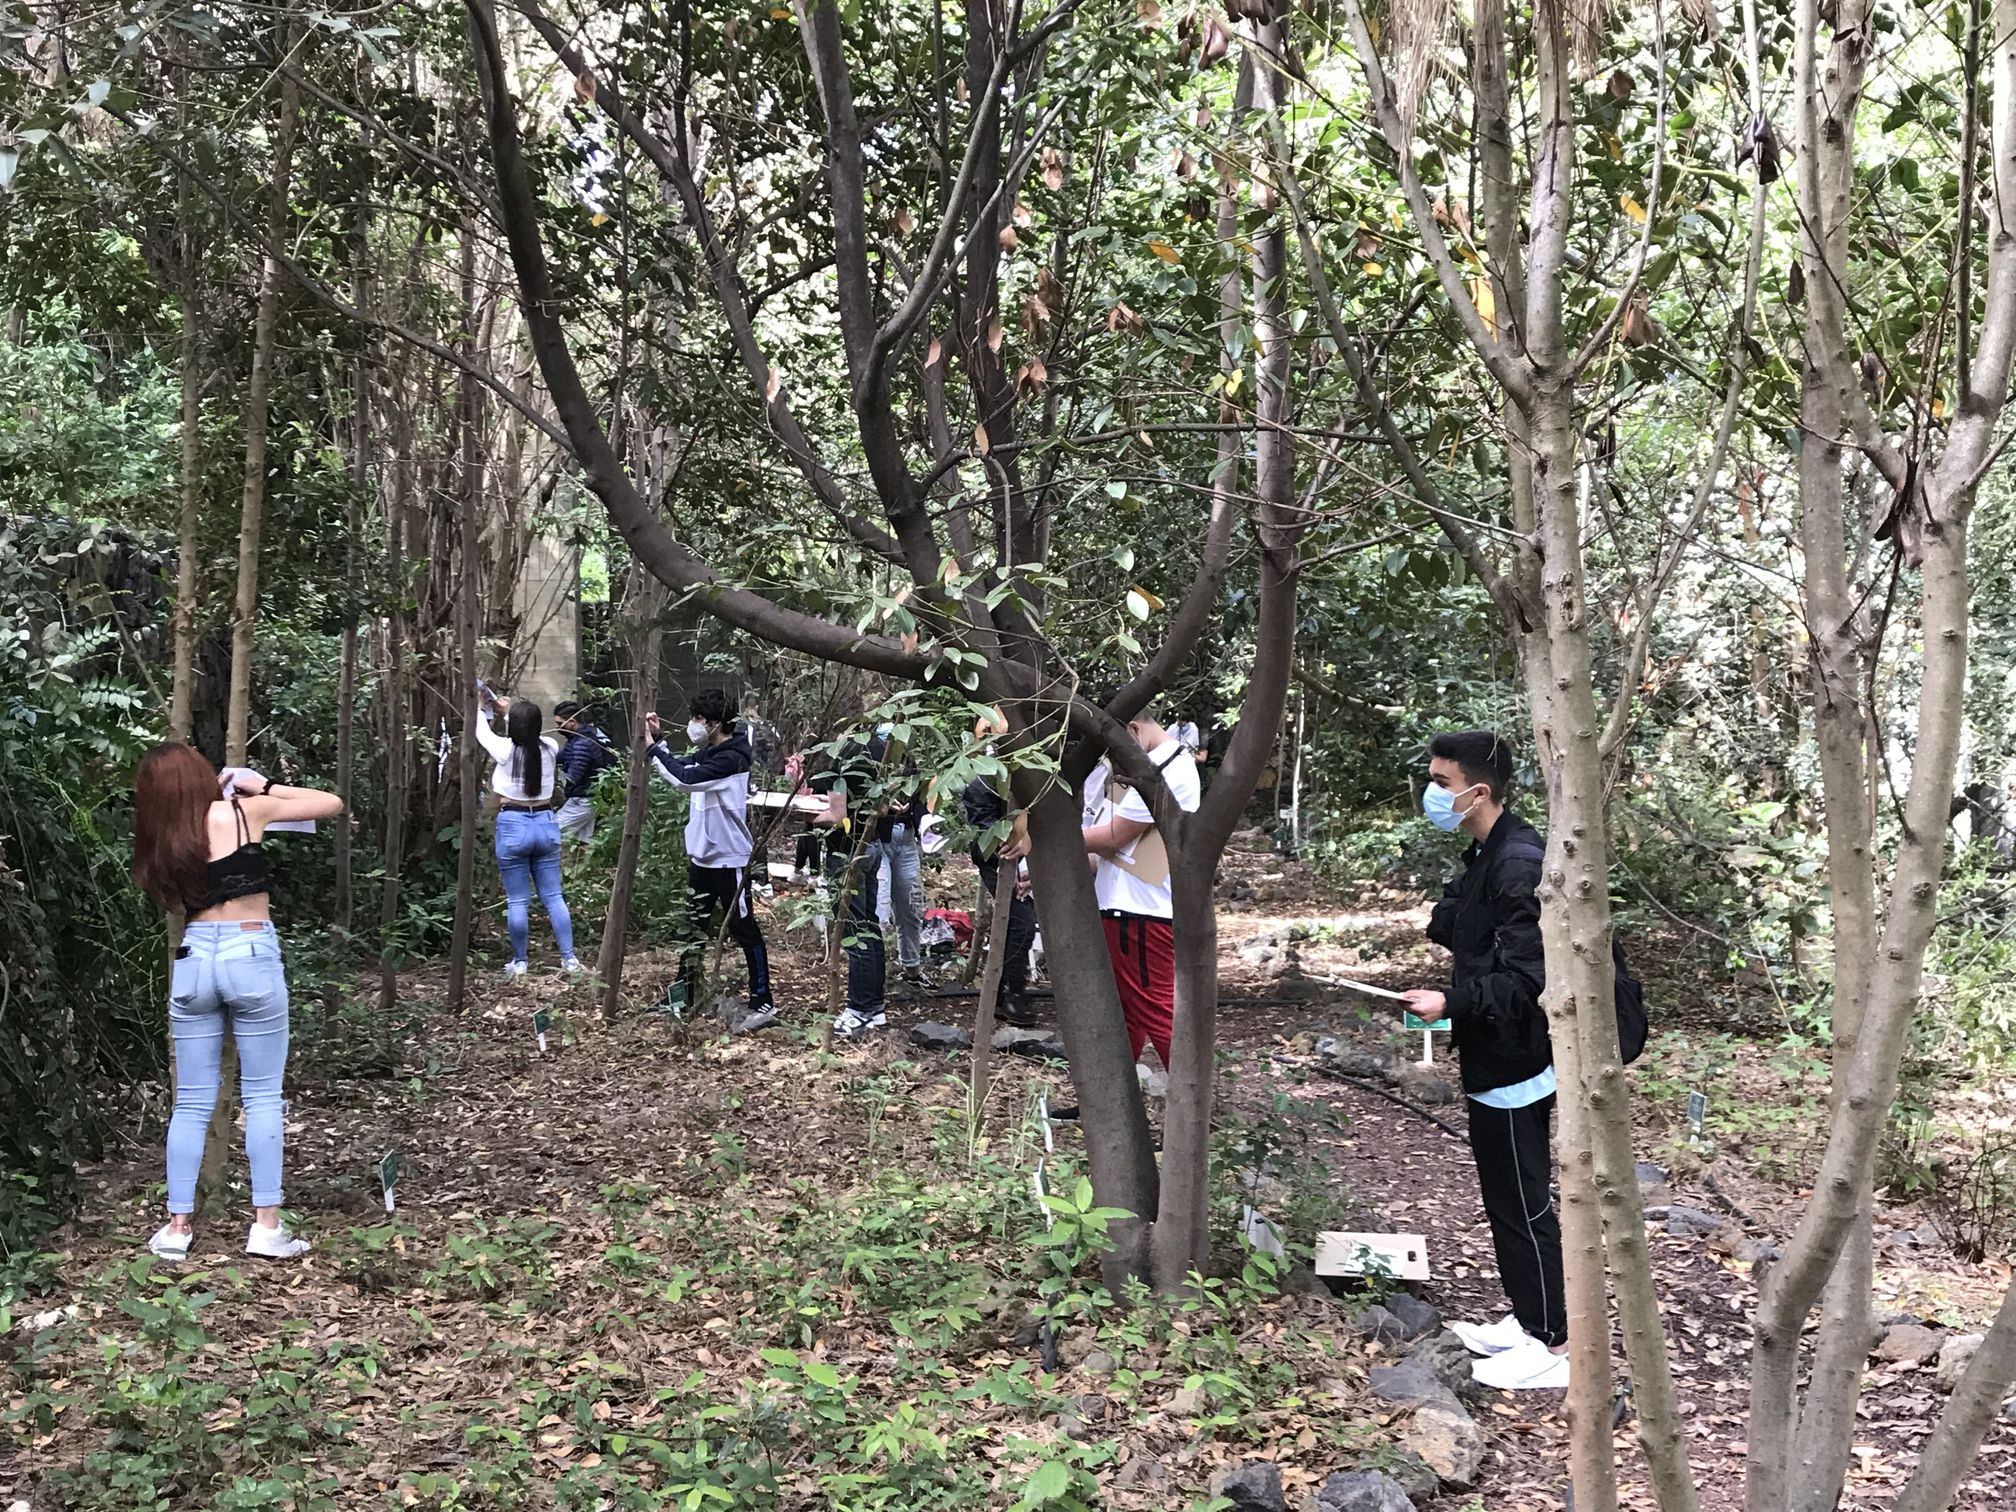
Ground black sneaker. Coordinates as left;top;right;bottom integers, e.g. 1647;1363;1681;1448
997;996;1039;1029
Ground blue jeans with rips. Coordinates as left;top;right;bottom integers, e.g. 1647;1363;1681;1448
165;921;292;1214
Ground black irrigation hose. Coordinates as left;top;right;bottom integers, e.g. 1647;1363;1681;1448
1317;1070;1468;1143
925;988;1330;1010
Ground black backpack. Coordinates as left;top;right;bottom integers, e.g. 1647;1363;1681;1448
1504;835;1648;1066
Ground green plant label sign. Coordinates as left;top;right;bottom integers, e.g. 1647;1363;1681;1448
379;1152;402;1213
533;1008;552;1053
1687;1091;1707;1140
1401;1012;1451;1032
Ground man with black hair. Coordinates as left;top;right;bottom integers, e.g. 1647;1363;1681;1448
646;688;775;1030
553;699;618;843
1400;729;1568;1391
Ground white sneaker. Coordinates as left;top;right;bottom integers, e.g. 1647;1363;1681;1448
1448;1314;1536;1356
561;957;586;974
1471;1338;1570;1390
246;1221;312;1260
832;1008;887;1041
502;961;528;979
147;1223;193;1261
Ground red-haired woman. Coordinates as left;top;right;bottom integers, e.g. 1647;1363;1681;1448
131;742;344;1261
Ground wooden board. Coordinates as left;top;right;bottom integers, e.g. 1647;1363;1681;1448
1313;1231;1431;1281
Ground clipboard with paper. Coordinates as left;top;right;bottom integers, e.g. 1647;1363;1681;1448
1094;748;1183;887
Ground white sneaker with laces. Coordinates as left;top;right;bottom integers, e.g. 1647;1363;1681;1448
147;1223;193;1261
1448;1314;1536;1356
246;1221;312;1260
1471;1337;1570;1391
561;957;586;974
832;1008;887;1041
502;961;529;979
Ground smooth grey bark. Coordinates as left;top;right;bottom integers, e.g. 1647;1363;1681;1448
447;225;484;1014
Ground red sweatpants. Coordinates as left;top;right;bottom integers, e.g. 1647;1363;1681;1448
1103;913;1175;1068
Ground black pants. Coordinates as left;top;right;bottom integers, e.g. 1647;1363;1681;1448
976;857;1036;1004
826;843;884;1017
1467;1092;1567;1347
682;863;771;1006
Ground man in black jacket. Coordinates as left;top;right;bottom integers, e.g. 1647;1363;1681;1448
1400;730;1569;1392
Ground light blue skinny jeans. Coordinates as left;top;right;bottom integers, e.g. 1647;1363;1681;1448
495;808;576;963
166;921;290;1214
876;826;925;968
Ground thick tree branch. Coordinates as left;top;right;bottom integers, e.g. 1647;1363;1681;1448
508;0;906;567
467;0;927;680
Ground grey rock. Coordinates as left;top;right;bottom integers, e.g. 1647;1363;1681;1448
1367;1358;1463;1416
1635;1160;1671;1189
1080;1349;1117;1377
1384;1291;1443;1341
1137;1065;1170;1099
910;1021;973;1051
1316;1038;1398;1081
730;1005;781;1035
1060;1392;1106;1441
1352;1303;1408;1347
1406;1328;1478;1397
1732;1236;1782;1266
1664;1204;1729;1237
1390;1067;1460;1106
1937;1332;1985;1392
2001;1397;2016;1423
1875;1322;1946;1365
1210;1461;1288;1512
1353;1449;1438;1504
1283;1264;1334;1299
1310;1469;1419;1512
1403;1404;1484;1488
1168;1384;1211;1416
992;1026;1068;1061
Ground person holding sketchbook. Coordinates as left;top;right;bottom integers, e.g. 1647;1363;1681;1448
1400;730;1568;1392
1074;708;1201;1102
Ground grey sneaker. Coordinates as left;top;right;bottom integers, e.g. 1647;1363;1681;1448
148;1223;193;1261
832;1008;887;1041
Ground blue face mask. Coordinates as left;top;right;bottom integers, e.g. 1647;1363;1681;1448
1423;781;1481;832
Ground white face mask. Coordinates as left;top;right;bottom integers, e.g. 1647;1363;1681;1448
686;719;711;744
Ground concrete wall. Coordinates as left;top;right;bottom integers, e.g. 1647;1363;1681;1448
513;533;577;721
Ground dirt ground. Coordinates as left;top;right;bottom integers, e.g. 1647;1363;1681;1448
5;840;2013;1510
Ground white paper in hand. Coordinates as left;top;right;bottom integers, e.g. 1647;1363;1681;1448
219;766;316;834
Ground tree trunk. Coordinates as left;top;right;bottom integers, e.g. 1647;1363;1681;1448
966;868;1016;1125
168;109;202;745
598;575;667;1018
334;218;369;932
1020;781;1159;1280
376;399;412;1023
1894;1278;2016;1512
222;30;302;764
447;227;485;1012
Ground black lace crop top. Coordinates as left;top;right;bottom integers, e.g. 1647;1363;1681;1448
196;799;271;912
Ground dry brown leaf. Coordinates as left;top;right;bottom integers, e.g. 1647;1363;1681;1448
574;70;598;103
997;224;1019;253
894;206;915;237
1013;201;1034;228
1108;301;1144;336
1041;146;1065;190
763;368;783;403
1015;358;1048;396
924;337;942;368
973;423;991;455
1137;0;1162;21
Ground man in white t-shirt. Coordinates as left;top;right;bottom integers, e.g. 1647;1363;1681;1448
1080;710;1202;1069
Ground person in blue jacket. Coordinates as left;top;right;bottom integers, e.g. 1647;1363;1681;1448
553;700;619;843
646;688;775;1028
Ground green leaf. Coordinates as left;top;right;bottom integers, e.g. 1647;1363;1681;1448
1024;1459;1073;1503
803;1359;843;1389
